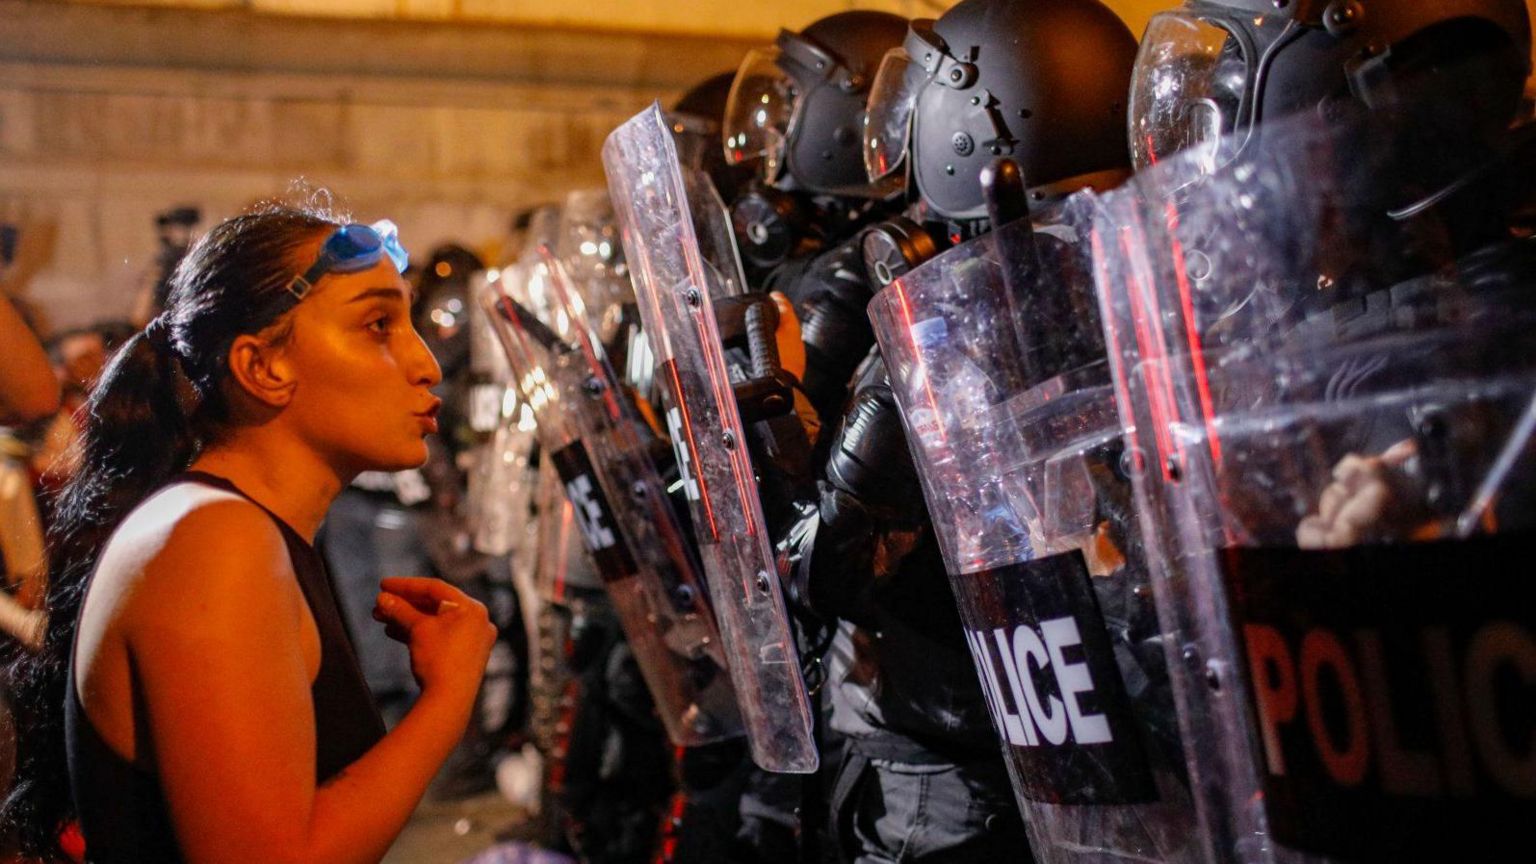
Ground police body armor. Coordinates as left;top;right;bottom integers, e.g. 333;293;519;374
868;201;1201;862
603;102;818;774
1093;103;1536;862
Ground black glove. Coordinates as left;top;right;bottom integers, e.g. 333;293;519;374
822;352;926;527
791;241;879;427
796;351;929;621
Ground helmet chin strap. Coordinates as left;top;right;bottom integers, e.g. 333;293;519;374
1238;18;1306;157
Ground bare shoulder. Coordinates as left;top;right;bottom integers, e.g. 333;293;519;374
75;484;314;761
75;483;312;749
88;484;301;637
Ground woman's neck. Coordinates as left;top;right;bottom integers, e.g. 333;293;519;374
187;435;348;541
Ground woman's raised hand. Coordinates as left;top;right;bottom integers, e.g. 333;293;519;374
372;576;497;707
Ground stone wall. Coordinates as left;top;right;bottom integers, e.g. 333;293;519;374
61;0;947;38
5;0;1530;330
0;0;768;329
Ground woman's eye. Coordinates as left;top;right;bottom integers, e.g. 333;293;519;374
367;316;391;334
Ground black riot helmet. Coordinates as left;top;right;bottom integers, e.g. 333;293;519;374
863;0;1138;221
1129;0;1532;174
673;71;736;124
724;10;908;197
670;71;755;204
414;243;484;378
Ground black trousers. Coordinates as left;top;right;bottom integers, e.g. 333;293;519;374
829;750;1031;864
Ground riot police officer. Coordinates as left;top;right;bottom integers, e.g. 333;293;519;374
723;10;909;433
786;1;1142;862
1086;2;1535;860
713;18;913;863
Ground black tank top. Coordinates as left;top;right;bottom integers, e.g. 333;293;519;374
65;471;387;862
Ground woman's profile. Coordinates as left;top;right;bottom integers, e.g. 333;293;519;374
2;198;498;863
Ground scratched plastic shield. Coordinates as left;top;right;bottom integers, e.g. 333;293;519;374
480;254;745;748
870;205;1203;863
602;102;817;773
466;265;539;561
1093;103;1536;862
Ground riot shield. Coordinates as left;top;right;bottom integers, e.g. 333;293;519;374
868;205;1202;863
556;189;632;346
1093;105;1536;862
468;202;559;560
602;102;817;773
468;397;539;560
532;459;601;603
482;257;744;748
527;459;583;760
466;266;539;559
534;247;737;697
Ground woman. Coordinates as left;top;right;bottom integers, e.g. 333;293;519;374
2;200;498;863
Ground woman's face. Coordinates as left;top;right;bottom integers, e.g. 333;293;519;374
280;256;443;474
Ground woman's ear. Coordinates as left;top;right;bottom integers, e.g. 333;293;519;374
225;333;297;408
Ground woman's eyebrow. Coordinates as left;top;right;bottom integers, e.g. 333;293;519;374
344;286;410;305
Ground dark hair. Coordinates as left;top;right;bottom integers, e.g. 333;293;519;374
1;199;346;859
93;320;141;355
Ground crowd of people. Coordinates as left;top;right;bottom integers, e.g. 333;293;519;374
1;301;141;662
0;0;1533;862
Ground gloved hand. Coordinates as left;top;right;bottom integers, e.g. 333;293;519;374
770;290;821;447
822;352;927;527
793;240;879;426
768;290;806;383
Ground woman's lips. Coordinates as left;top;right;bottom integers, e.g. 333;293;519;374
416;399;442;434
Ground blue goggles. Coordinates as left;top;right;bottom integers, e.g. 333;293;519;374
287;219;410;301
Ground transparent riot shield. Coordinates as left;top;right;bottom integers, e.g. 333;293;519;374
556;189;632;345
552;188;665;419
482;259;744;748
532;249;737;727
868;206;1203;863
1094;105;1536;863
525;490;585;843
532;459;601;603
527;458;583;765
467;266;539;560
470;397;540;560
523;203;565;265
516;247;604;606
602;102;817;773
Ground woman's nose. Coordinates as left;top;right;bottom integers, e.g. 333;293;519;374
411;331;444;388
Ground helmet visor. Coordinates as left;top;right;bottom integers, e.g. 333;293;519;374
1129;12;1249;174
723;47;800;180
863;46;926;182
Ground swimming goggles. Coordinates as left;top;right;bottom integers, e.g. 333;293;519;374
287;220;410;301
